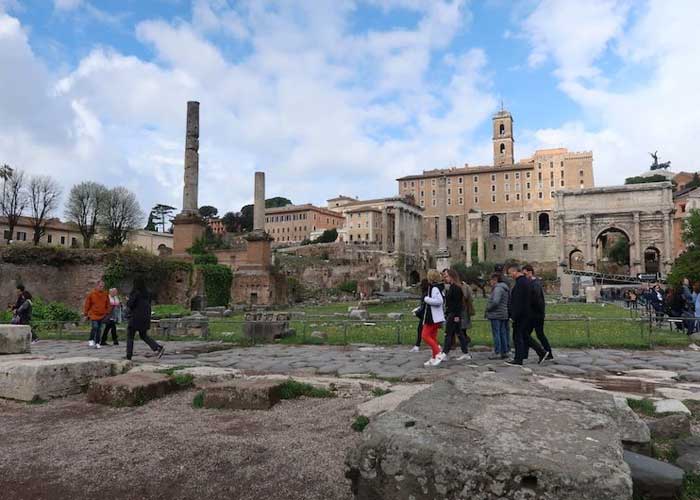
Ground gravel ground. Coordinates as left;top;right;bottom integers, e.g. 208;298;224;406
0;391;363;500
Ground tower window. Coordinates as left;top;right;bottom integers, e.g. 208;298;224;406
491;174;496;182
505;173;509;180
523;243;529;251
500;143;506;155
473;175;479;182
499;123;505;136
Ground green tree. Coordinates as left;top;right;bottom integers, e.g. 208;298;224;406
221;211;241;233
144;211;157;231
198;205;218;219
607;237;630;266
65;181;108;248
316;228;338;243
668;248;700;287
625;174;668;185
239;197;292;232
685;173;700;190
151;204;176;232
452;261;494;297
683;209;700;248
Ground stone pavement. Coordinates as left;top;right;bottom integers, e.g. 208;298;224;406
23;340;700;383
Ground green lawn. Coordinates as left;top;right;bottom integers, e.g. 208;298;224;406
32;298;690;350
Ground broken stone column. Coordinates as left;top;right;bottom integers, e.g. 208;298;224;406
182;100;200;216
254;171;265;232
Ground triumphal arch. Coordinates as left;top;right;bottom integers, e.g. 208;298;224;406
554;182;675;276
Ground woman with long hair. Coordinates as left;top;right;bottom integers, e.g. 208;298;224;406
439;268;471;362
125;279;164;360
421;269;445;366
100;288;122;346
410;278;430;353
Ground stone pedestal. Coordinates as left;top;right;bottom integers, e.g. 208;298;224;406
0;325;31;354
172;213;206;256
200;380;285;410
436;251;451;272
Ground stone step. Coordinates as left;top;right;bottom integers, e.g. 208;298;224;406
199;380;285;410
0;325;31;354
0;357;127;402
87;372;178;407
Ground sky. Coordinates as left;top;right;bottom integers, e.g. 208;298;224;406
1;0;699;222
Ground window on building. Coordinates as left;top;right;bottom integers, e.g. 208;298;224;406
515;172;520;179
527;193;531;200
550;161;553;168
538;163;541;168
458;187;463;195
516;193;521;201
526;172;531;178
447;188;451;195
3;230;10;240
538;172;542;180
432;200;436;207
550;179;554;187
523;243;529;251
508;244;513;251
447;199;451;205
560;170;564;178
420;200;425;207
474;196;479;204
579;170;584;177
491;185;496;192
505;173;509;180
491;174;496;182
526;182;531;189
472;175;478;183
493;244;497;250
474;186;478;193
505;194;510;202
71;237;78;248
458;177;463;184
420;190;424;197
550;191;554;198
560;179;565;187
410;181;414;187
500;143;505;155
458;197;463;205
560;161;564;167
538;192;543;199
403;181;407;188
431;178;436;185
431;189;435;197
499;123;505;136
491;195;496;203
527;213;532;221
580;180;584;186
47;234;52;244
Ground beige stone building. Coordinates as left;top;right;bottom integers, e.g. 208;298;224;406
327;196;423;255
396;109;594;264
126;229;174;256
0;216;82;247
265;204;345;244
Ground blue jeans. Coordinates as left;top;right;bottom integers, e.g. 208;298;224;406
89;320;103;343
490;319;510;355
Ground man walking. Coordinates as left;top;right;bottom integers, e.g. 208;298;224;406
84;279;111;349
523;264;554;361
506;264;546;366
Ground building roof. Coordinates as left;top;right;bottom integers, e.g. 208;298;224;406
336;195;423;211
0;216;80;232
396;163;534;181
345;207;382;214
265;203;345;218
326;195;357;202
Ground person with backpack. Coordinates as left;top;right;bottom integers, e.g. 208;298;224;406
12;285;38;343
485;272;509;360
440;268;471;361
410;278;430;352
125;279;165;361
420;269;445;367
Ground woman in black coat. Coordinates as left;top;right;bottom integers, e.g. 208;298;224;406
125;279;164;360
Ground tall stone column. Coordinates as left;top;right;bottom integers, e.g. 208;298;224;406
437;176;448;252
465;215;472;267
557;215;566;266
477;215;484;263
633;212;642;275
381;208;390;252
253;172;265;232
664;211;672;272
394;207;403;253
182;101;200;215
585;215;594;271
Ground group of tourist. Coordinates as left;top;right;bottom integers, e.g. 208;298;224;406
83;278;165;360
412;263;554;367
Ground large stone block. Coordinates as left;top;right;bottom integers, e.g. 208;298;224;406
347;370;634;500
624;451;683;500
0;325;31;354
0;357;119;401
87;372;177;407
200;380;284;410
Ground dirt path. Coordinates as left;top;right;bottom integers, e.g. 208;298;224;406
0;391;362;500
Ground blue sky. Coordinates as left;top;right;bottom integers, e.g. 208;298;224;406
0;0;698;220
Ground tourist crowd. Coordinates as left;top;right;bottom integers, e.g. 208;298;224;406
413;263;554;367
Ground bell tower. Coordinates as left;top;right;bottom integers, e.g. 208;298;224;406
492;107;514;166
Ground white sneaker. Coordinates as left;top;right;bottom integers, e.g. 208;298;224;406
94;343;101;349
409;346;420;353
423;358;434;367
690;343;700;351
436;352;446;363
88;340;95;347
431;356;443;366
456;354;472;361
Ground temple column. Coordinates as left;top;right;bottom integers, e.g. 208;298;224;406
182;101;200;215
253;172;265;232
585;215;594;271
557;216;566;266
381;208;389;252
394;207;403;253
465;214;472;267
477;215;484;263
633;212;642;275
664;211;672;273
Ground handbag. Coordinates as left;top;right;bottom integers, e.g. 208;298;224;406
414;303;426;319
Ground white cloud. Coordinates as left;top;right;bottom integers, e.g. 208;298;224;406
520;0;700;185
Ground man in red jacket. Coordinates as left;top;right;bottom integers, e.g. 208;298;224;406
83;279;111;349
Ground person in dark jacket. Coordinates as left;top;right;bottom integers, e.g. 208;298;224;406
485;272;509;359
12;285;38;343
506;264;546;366
523;264;554;360
439;268;471;361
410;279;430;352
125;279;164;360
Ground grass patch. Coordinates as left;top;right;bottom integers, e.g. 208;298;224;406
627;398;656;417
192;391;204;408
683;473;700;500
152;304;191;318
371;387;392;397
651;437;679;463
28;396;48;405
156;365;193;376
278;379;335;399
171;373;194;388
352;416;370;432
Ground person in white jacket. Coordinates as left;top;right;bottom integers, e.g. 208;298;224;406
421;269;446;366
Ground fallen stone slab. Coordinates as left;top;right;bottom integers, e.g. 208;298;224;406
199;380;284;410
625;369;678;380
87;372;177;407
356;384;429;419
0;325;31;354
623;451;683;500
655;387;700;401
654;399;691;415
176;366;242;387
0;357;125;401
347;370;635;500
648;414;691;440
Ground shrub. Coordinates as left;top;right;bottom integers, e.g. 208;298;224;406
199;264;233;307
627;398;656;417
338;280;358;294
171;373;194;388
316;228;338;243
278;379;335;399
352;416;370;432
668;248;700;287
192;392;204;408
32;298;81;323
193;253;218;265
103;249;192;290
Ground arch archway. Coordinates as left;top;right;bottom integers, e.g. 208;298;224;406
409;270;420;285
569;249;585;271
538;213;550;234
499;143;506;155
488;215;500;234
499;123;505;136
595;227;630;274
644;247;661;274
